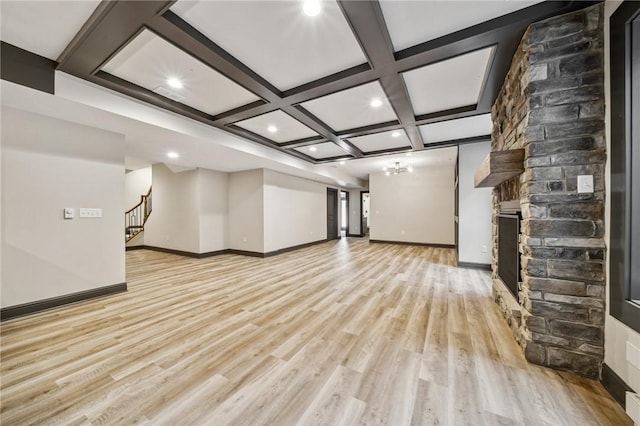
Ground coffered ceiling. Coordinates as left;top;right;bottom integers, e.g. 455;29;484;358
2;0;595;165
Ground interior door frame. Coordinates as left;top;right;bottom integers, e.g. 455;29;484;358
327;188;339;240
360;190;369;237
341;190;349;235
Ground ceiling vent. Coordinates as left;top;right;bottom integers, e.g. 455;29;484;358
153;86;185;102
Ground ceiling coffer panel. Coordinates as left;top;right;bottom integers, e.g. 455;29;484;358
294;142;351;160
300;81;398;132
169;0;368;91
101;29;261;116
419;113;492;145
379;0;544;52
233;110;320;144
348;130;411;153
402;47;494;116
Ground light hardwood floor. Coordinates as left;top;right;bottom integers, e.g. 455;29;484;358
0;238;631;425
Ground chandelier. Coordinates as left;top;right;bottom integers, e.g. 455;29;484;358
384;162;413;176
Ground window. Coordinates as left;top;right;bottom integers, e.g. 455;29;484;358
610;2;640;332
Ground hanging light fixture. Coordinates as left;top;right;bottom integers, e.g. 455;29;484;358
383;162;413;176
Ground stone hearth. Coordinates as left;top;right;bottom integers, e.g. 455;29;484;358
490;4;605;378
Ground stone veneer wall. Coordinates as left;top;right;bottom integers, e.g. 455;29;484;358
491;4;606;378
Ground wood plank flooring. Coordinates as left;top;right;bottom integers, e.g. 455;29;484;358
0;238;631;425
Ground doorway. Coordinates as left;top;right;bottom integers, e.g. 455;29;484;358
340;191;349;237
360;191;370;237
327;188;339;240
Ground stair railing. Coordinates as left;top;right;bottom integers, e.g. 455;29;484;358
125;187;152;242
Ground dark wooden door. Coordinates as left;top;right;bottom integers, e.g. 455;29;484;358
327;188;338;240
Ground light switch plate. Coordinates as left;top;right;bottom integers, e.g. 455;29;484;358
63;208;74;219
577;175;594;193
79;208;102;218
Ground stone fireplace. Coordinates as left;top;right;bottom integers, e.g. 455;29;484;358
489;3;606;378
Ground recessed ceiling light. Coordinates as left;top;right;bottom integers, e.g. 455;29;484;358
167;151;179;159
391;131;402;138
406;152;412;156
166;78;183;89
370;98;383;108
309;146;318;151
339;160;346;165
408;166;414;172
302;0;322;17
267;125;278;133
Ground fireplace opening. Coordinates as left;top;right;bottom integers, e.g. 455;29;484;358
498;213;521;300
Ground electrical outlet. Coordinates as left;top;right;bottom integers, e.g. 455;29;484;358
577;175;594;193
242;236;247;242
481;245;488;253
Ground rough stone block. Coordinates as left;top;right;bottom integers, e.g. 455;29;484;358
529;104;579;124
530;193;599;204
548;181;564;192
558;52;603;75
527;316;547;333
527;247;559;259
528;76;580;95
522;203;548;219
530;40;592;63
556;248;587;260
529;13;585;45
531;300;589;322
524;342;547;364
547;347;600;378
530;64;547;81
527;277;587;296
544;237;605;248
532;331;571;347
526;125;545;142
589;309;605;325
544;29;602;50
549;149;606;166
544;120;604;139
525;156;551;167
530;166;564;180
528;219;596;238
528;137;594;156
586;249;605;260
522;256;547;277
529;290;543;300
544;293;603;308
549;319;603;343
579;101;605;118
548;259;604;281
549;202;603;220
577;343;604;357
586;284;604;298
544;86;603;107
580;72;604;87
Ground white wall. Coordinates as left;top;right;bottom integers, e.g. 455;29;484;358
125;167;151;210
228;169;264;252
145;163;200;253
458;142;493;265
604;0;640;394
197;168;228;253
1;108;125;308
145;164;228;254
369;164;455;245
263;169;327;252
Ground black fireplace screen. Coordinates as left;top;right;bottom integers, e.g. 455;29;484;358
498;214;521;299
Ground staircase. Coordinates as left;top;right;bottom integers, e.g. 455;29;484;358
125;187;152;242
